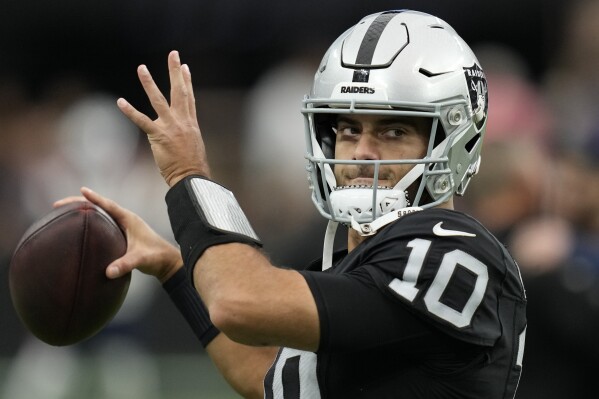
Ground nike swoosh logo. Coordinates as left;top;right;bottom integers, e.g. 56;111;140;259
433;222;476;237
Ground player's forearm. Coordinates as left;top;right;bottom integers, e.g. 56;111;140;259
206;333;278;399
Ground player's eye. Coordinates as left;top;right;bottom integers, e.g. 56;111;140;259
380;128;407;138
333;125;360;137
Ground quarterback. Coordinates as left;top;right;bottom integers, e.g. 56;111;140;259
59;9;527;399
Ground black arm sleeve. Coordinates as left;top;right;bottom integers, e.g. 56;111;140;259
162;268;220;347
299;267;433;353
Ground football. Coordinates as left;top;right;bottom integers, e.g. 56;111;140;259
9;201;131;346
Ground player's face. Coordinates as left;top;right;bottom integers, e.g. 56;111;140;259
333;114;430;188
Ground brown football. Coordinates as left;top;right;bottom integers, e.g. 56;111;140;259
9;201;130;346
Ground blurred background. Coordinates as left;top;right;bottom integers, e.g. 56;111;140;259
1;0;599;397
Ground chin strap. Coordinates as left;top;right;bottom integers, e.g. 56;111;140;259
322;220;339;271
321;207;423;271
350;207;423;236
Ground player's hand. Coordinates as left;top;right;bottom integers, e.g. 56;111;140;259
117;50;211;187
53;187;183;283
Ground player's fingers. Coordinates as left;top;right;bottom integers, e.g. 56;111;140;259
105;237;154;278
181;64;198;121
168;50;189;117
53;196;87;208
80;187;130;224
116;97;157;135
137;64;174;123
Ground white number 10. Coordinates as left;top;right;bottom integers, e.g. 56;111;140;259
389;238;488;328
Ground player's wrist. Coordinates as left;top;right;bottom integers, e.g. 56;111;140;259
165;175;262;284
157;256;184;284
166;164;212;187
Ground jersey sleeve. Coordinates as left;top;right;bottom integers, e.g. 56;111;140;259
360;209;520;347
299;267;435;353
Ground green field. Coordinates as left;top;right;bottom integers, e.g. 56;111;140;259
0;352;238;399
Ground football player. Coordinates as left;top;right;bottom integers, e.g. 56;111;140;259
60;9;527;399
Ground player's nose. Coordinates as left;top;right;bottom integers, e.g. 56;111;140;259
353;133;381;161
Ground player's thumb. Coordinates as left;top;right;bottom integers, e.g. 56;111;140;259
106;257;135;279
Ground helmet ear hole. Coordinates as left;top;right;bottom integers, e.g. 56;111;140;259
464;133;481;153
432;122;445;148
314;113;337;158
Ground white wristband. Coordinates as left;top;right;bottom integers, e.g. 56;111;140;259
188;178;259;240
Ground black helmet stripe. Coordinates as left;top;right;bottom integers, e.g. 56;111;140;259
352;11;402;82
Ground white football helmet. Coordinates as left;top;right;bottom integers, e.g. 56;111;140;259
303;10;488;236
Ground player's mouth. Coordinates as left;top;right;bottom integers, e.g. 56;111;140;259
336;165;397;189
335;180;393;190
337;175;396;189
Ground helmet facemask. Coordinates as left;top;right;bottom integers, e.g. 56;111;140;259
304;100;476;230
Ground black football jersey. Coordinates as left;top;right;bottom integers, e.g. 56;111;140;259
264;208;527;399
